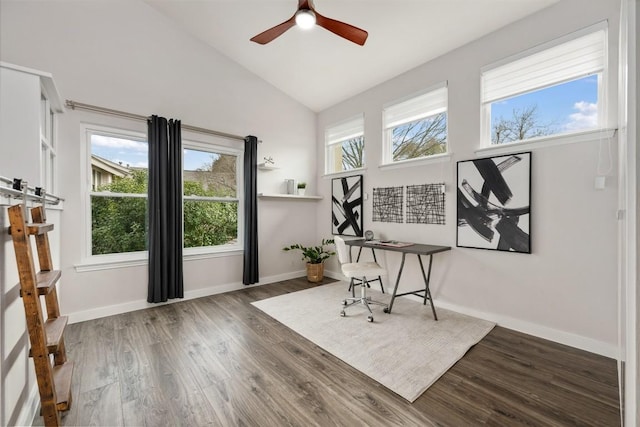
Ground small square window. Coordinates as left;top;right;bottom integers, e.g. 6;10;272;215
325;114;364;174
383;84;448;164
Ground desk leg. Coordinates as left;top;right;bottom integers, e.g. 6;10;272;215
418;254;437;320
384;253;406;314
371;248;384;294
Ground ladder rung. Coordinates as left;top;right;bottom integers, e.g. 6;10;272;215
27;223;54;235
53;360;74;411
29;316;68;356
8;222;54;236
19;270;61;297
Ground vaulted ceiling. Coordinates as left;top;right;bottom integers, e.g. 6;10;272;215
145;0;558;112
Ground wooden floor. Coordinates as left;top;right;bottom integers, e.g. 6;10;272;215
34;278;620;426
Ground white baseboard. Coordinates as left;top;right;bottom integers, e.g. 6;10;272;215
66;269;618;358
66;270;307;324
431;298;619;358
323;269;344;281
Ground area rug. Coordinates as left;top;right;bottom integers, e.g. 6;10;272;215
252;282;495;402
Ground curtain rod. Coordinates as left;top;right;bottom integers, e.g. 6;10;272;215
65;100;247;142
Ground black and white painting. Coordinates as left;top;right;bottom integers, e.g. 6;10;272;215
372;186;404;223
406;183;446;225
332;175;363;237
457;152;531;253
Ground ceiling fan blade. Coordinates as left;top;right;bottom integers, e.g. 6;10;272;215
315;12;368;46
250;16;296;45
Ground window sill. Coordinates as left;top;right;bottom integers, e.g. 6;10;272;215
379;153;452;171
322;167;367;179
74;248;244;272
75;254;147;272
476;128;617;156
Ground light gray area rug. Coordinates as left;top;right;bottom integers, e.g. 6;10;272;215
252;282;495;402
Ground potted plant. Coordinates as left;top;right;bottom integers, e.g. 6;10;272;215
283;238;335;282
297;182;307;196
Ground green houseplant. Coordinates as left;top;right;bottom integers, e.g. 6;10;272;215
283;238;335;282
297;182;307;196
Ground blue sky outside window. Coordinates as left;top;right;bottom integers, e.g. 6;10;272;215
490;75;599;144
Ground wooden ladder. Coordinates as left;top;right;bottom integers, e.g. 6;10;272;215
8;204;73;426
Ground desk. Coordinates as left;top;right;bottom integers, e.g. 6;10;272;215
345;239;451;320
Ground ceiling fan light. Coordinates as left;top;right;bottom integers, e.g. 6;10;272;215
295;9;316;30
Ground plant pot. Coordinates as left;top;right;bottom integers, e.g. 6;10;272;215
306;262;324;283
298;188;306;196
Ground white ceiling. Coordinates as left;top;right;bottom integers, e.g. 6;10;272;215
145;0;558;112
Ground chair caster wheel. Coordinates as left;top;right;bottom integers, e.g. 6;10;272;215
342;300;347;306
340;310;346;317
383;307;389;313
367;315;374;322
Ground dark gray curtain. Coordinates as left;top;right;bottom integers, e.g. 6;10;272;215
243;135;259;285
148;115;184;302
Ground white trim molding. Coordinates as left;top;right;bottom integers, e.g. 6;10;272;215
475;128;617;157
66;270;307;324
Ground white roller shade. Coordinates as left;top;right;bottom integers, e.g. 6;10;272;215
383;86;448;129
482;27;606;103
326;115;364;145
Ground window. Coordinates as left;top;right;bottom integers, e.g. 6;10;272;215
481;24;607;146
89;129;149;256
182;145;240;251
40;91;57;192
86;125;242;259
325;114;364;174
382;84;448;164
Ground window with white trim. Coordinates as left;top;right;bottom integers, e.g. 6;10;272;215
325;114;364;174
481;23;607;146
86;125;242;258
382;84;448;164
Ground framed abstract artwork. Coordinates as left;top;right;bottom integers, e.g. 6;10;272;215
372;186;404;223
406;183;446;225
332;175;363;237
457;152;531;253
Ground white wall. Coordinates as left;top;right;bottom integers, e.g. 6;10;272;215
0;1;319;422
617;0;638;424
319;0;621;357
631;1;639;424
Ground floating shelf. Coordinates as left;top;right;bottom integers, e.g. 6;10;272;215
258;193;323;200
258;163;279;171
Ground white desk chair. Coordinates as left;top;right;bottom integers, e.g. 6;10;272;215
334;235;388;322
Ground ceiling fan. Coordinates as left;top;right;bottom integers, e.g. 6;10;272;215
250;0;368;46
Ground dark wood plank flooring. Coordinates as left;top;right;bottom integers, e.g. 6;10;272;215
34;278;620;426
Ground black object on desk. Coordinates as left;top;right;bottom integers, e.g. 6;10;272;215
345;239;451;320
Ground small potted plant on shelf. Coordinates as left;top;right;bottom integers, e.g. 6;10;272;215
283;238;335;282
297;182;307;196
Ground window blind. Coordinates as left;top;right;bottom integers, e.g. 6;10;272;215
383;86;448;129
326;114;364;145
482;28;606;104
